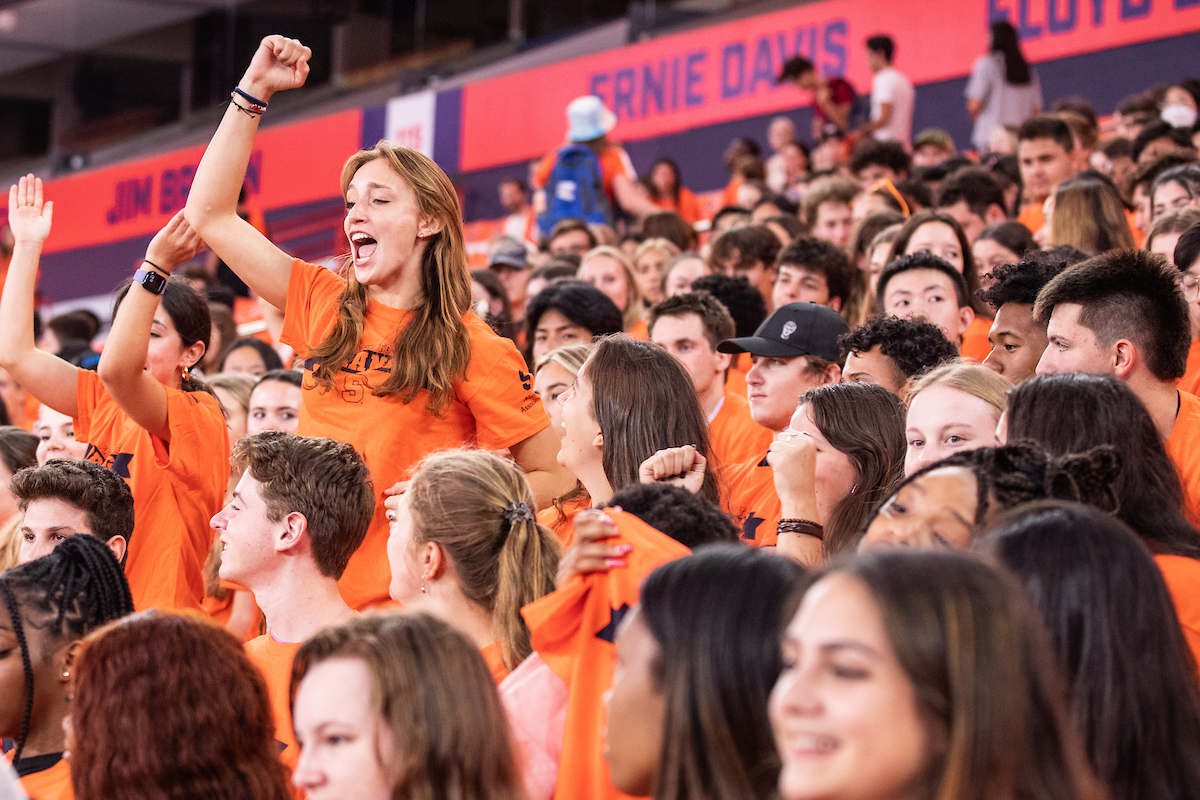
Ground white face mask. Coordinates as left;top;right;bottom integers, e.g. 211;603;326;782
1162;103;1198;129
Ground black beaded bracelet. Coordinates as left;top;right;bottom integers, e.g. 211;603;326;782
777;518;824;540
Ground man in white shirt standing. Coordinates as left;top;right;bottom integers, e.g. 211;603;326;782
859;35;915;148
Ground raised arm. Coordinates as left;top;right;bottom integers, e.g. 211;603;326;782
0;176;81;417
184;35;311;309
97;212;203;441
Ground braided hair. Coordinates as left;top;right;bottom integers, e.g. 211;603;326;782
900;442;1122;530
0;534;134;764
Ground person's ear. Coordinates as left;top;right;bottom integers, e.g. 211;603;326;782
984;204;1007;225
827;296;843;313
716;350;732;372
592;430;604;450
277;511;307;553
957;306;976;338
181;340;206;372
1112;339;1137;378
106;535;127;565
423;541;446;581
823;363;842;385
418;216;443;239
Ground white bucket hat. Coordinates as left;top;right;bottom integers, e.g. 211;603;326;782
566;95;617;142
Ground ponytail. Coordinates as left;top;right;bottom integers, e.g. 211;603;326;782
494;503;559;669
408;450;562;671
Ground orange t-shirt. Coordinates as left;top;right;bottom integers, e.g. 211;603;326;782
650;188;704;225
522;509;689;800
538;495;591;547
74;370;229;611
724;453;781;547
626;318;648;341
534;143;636;206
246;633;304;772
721;176;744;209
708;388;773;473
17;755;73;800
725;353;751;399
1017;202;1045;235
1180;340;1200;395
482;641;511;684
1155;554;1200;676
282;259;551;609
1166;390;1200;529
960;315;993;362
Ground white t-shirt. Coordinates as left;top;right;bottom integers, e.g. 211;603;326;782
870;66;915;147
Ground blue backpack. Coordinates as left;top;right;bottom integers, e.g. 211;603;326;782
538;143;612;233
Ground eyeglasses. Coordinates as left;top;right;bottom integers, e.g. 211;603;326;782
1182;273;1200;299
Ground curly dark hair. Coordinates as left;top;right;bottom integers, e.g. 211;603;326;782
838;316;959;380
11;459;135;555
605;483;740;549
978;253;1071;310
776;237;854;307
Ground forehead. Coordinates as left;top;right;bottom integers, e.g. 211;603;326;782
816;201;850;219
347;158;410;193
906;466;979;511
650;312;707;342
845;345;892;373
1018;138;1068;159
23;496;91;529
250;380;301;406
909;384;997;425
908;222;958;245
887;268;955;295
294;657;379;724
993;301;1038;333
581;256;622;275
535;308;583;331
779;263;826;281
791;573;887;645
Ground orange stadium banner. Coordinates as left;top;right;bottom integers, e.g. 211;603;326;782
459;0;1200;173
37;110;362;255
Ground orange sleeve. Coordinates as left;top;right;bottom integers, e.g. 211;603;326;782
457;319;551;450
533;150;557;190
677;188;704;225
151;388;230;482
73;368;105;444
1166;391;1200;529
522;511;688;800
279;258;346;356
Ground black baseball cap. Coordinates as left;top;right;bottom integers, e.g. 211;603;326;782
717;302;848;361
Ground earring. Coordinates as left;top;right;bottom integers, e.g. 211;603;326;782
62;671;70;679
182;366;190;382
420;573;429;594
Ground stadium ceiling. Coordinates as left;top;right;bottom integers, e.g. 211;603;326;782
0;0;227;77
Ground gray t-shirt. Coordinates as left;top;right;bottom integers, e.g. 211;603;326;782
966;53;1042;152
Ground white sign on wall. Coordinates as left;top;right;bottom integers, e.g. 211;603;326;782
384;91;436;158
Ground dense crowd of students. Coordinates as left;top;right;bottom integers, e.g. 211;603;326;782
3;24;1200;800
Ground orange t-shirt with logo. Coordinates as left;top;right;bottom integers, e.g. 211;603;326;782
523;509;689;800
960;316;992;362
17;755;73;800
1166;390;1200;528
724;453;781;547
282;259;551;610
1154;554;1200;677
74;370;229;611
1180;340;1200;395
246;633;304;773
708;388;773;473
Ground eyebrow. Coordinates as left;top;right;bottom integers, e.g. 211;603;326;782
820;641;882;657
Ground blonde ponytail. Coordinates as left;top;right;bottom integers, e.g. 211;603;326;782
408;450;562;670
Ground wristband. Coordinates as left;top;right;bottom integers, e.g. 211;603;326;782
141;259;168;276
230;95;264;118
777;518;824;540
133;267;168;296
233;86;269;109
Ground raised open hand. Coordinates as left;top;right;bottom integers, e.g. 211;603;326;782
7;174;53;245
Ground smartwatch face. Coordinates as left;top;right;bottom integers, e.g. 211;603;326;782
138;268;167;295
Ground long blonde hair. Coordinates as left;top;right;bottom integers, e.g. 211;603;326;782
308;141;472;415
408;449;562;670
